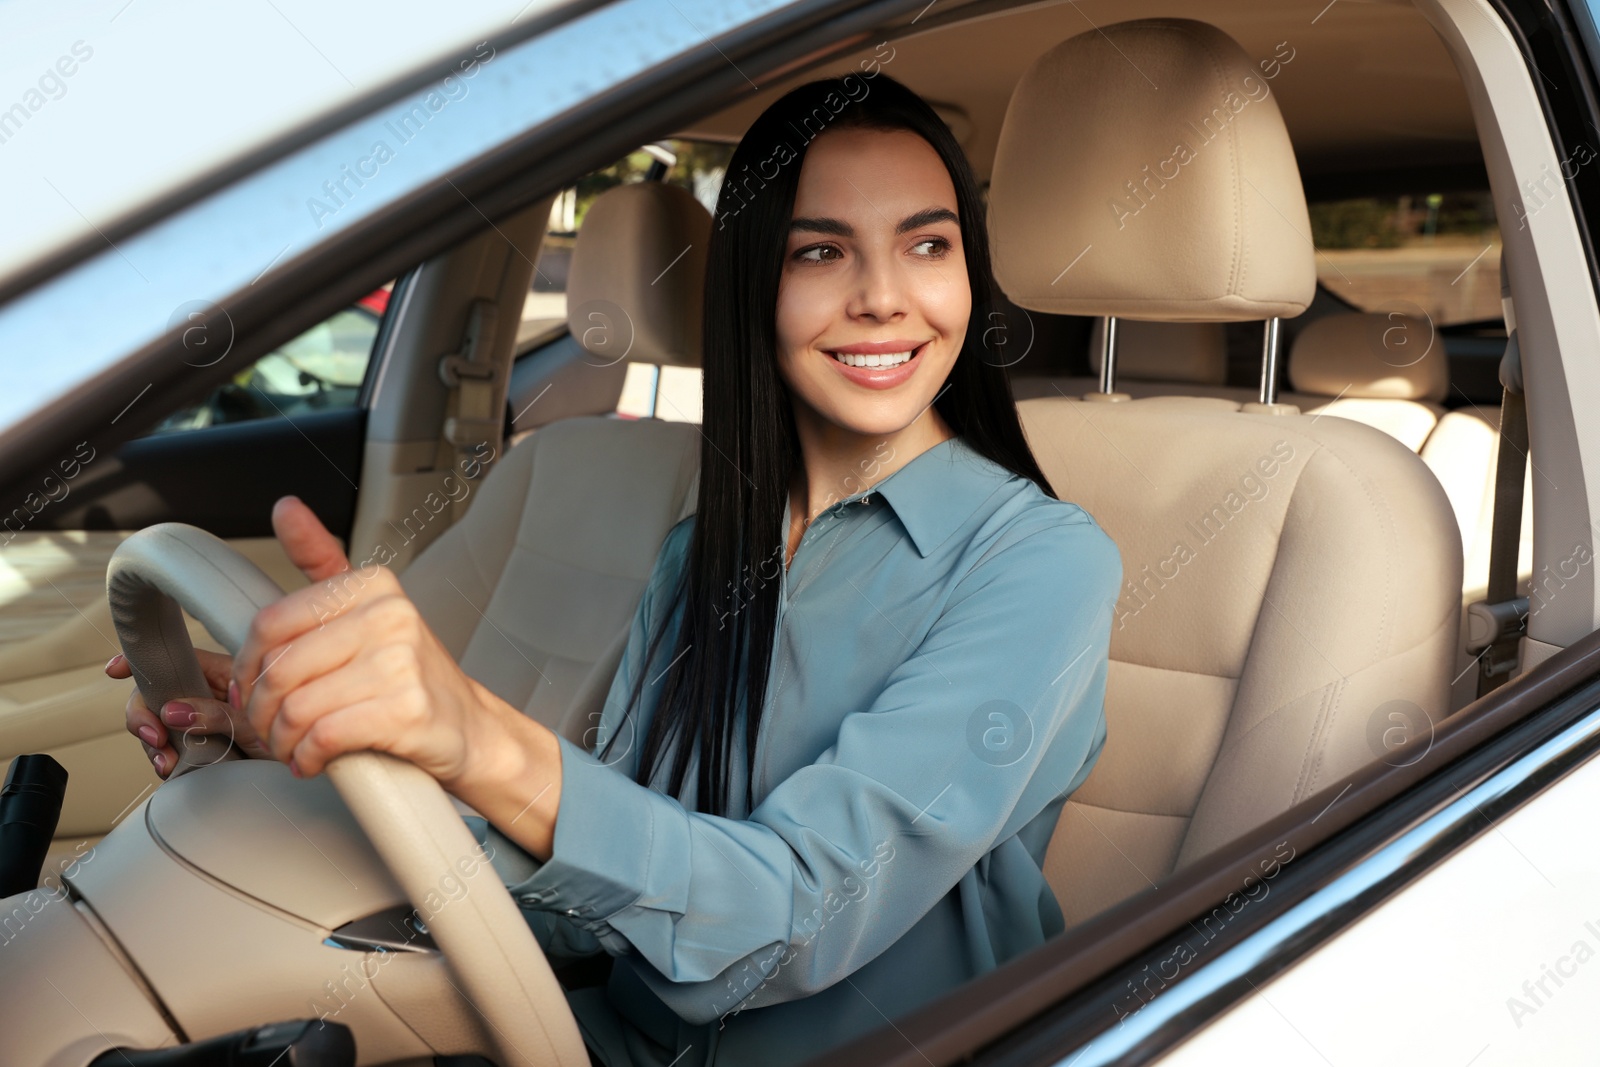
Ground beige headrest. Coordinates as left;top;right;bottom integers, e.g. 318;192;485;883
989;19;1315;321
1088;319;1228;384
1289;313;1448;402
566;182;710;368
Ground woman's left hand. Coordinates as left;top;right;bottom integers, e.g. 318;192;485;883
230;496;513;788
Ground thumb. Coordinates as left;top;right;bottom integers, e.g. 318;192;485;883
271;496;350;582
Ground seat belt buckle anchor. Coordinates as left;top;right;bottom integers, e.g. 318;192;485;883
443;416;501;450
437;299;501;387
1467;597;1529;681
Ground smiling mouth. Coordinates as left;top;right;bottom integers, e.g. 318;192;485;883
827;341;929;368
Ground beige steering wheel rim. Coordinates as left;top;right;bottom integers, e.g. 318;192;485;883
106;523;589;1067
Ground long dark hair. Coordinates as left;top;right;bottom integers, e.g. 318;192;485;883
598;74;1055;816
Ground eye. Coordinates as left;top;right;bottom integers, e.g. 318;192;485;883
794;243;843;264
910;237;951;257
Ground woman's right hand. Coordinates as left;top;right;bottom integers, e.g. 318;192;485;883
107;649;272;779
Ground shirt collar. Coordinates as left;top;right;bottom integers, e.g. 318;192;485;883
845;435;1014;558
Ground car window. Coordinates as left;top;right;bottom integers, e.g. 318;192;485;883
523;139;733;423
1310;192;1502;326
147;286;391;435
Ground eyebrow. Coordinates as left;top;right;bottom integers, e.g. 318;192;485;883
789;206;959;238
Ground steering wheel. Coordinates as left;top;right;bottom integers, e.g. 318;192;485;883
106;523;589;1067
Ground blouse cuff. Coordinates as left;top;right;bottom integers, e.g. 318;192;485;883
502;733;668;928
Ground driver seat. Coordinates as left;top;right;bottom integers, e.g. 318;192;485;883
987;20;1462;925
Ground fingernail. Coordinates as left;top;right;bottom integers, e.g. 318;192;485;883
289;758;302;779
228;680;240;709
162;702;197;727
151;751;165;775
104;654;122;671
136;725;160;747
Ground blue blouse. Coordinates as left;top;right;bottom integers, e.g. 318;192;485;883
466;433;1121;1067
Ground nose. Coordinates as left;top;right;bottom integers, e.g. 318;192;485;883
846;247;908;323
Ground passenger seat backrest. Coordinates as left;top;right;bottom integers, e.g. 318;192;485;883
990;19;1462;925
1019;398;1460;919
1287;312;1532;710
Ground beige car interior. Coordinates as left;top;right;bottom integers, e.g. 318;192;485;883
1010;318;1231;399
1015;309;1534;710
2;185;714;1067
0;203;553;885
988;18;1461;924
5;0;1592;1058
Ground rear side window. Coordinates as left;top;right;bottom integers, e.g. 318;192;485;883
1310;192;1501;326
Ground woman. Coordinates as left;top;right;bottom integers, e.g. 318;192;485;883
110;75;1122;1067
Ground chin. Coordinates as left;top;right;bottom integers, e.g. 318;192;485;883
806;396;938;440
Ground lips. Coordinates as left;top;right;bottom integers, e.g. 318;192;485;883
826;338;933;356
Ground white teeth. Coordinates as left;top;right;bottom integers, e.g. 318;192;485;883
832;349;916;368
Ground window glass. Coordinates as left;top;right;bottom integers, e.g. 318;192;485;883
149;286;390;434
1310;193;1502;326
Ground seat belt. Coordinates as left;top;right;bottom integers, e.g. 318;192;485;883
1470;262;1531;697
437;299;506;523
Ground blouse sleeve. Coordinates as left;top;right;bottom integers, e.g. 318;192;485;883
498;515;1121;1026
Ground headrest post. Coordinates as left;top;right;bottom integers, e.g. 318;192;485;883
1099;316;1119;394
1258;317;1282;405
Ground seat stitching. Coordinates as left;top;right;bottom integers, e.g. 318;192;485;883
1298;436;1400;659
1289;682;1329;799
1065;797;1198;821
1207;602;1456;795
1292;677;1342;802
1206;678;1338;781
1302;676;1347;802
1219;430;1321;685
